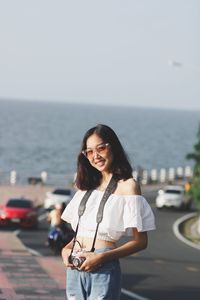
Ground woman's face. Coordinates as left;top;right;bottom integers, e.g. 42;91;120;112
84;133;113;173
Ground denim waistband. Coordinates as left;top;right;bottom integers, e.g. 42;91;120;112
94;247;114;253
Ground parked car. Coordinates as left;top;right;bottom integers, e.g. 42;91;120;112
155;185;191;210
0;198;38;229
44;188;73;210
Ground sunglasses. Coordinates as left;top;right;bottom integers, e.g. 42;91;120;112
82;143;110;159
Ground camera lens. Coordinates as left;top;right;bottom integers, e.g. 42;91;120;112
73;258;81;267
73;257;85;268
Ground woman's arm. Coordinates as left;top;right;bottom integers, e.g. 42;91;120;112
61;239;74;267
100;228;147;262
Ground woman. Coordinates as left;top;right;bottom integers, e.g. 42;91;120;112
61;124;155;300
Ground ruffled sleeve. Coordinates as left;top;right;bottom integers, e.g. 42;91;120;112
122;195;156;234
96;194;155;239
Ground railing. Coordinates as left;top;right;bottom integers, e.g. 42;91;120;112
0;166;193;187
0;171;74;187
133;166;193;185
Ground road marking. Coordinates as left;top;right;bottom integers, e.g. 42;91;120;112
154;259;165;264
186;266;199;272
38;212;48;221
13;229;21;236
121;288;151;300
27;247;42;256
130;253;139;257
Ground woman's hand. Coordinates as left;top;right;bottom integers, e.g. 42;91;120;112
61;239;75;268
61;247;74;268
78;252;103;272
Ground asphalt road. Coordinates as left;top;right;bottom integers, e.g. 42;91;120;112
4;189;200;300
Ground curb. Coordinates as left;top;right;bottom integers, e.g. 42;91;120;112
173;212;200;250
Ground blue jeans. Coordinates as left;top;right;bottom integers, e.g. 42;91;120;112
66;248;121;300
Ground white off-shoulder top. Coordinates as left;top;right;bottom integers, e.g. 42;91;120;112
61;189;155;242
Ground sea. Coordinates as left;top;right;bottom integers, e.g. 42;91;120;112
0;99;199;184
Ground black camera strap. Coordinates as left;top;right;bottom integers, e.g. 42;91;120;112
90;176;117;251
70;176;117;254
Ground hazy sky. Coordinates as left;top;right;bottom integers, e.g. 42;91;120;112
0;0;199;110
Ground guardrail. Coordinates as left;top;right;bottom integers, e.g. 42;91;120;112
133;165;193;185
0;166;193;187
0;171;74;187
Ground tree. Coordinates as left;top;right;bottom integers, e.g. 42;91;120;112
186;123;200;209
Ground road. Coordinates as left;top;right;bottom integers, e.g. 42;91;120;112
5;188;200;300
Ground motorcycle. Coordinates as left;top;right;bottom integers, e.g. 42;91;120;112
48;225;74;255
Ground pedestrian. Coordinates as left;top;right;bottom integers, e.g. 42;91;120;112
47;203;63;230
184;180;191;193
61;124;155;300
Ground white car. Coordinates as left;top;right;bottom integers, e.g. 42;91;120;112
44;188;73;210
155;185;187;209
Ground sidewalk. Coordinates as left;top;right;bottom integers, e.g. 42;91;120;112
0;231;66;300
179;213;200;249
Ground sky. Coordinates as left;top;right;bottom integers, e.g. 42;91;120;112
0;0;200;110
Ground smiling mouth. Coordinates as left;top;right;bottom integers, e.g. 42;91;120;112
94;159;105;166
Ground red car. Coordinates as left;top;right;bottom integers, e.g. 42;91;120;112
0;198;38;229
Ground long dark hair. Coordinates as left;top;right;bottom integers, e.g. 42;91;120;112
75;124;133;190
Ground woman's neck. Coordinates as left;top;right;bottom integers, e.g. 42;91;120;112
98;172;113;191
102;172;112;182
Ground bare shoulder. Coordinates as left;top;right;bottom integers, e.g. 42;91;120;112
116;178;141;195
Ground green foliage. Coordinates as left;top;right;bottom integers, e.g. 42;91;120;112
188;175;200;210
186;123;200;166
186;123;200;209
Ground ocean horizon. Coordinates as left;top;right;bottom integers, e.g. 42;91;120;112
0;99;199;183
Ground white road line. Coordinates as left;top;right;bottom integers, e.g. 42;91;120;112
38;212;48;221
26;247;42;256
121;288;151;300
13;229;21;236
173;212;200;251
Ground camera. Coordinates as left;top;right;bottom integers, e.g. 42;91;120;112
69;252;86;268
